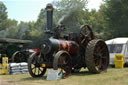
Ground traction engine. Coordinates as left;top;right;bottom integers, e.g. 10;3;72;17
28;3;109;78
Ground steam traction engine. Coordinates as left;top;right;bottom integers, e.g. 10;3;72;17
28;4;109;78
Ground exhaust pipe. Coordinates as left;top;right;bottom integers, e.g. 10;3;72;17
45;3;54;37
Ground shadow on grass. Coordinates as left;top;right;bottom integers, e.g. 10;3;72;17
20;71;100;81
20;76;47;81
71;71;97;76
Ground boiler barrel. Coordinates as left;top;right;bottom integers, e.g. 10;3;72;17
41;39;79;55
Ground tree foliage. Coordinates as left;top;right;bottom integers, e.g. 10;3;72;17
1;0;128;48
103;0;128;39
0;1;8;30
53;0;88;32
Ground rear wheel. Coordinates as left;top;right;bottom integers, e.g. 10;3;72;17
12;51;27;63
53;51;72;79
28;52;46;77
85;39;109;73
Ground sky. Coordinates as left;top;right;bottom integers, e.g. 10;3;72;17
0;0;103;22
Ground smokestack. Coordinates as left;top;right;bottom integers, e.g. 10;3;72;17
45;3;54;35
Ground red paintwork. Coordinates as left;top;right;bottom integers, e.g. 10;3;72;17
58;40;79;55
33;48;40;52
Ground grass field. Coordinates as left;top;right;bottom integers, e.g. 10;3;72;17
0;64;128;85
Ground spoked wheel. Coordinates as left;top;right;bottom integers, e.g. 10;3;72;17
28;52;46;77
85;39;109;73
53;51;72;79
12;51;27;63
79;24;95;45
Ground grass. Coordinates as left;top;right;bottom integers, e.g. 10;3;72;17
0;66;128;85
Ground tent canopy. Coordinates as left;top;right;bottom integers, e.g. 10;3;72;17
0;38;32;44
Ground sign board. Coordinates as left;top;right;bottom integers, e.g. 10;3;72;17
46;70;58;80
115;54;124;68
2;57;8;74
0;64;2;74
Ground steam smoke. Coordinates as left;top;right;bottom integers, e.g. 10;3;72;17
0;23;30;39
57;8;80;33
58;8;77;25
58;15;70;25
0;29;8;38
17;24;29;39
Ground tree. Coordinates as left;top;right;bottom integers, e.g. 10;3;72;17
35;9;46;34
0;1;8;30
103;0;128;39
16;22;31;39
87;4;109;40
52;0;88;32
6;19;18;38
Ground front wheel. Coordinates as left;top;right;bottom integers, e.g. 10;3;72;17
12;51;27;63
28;52;46;77
53;51;72;79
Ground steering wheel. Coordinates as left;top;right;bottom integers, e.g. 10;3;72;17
79;24;95;45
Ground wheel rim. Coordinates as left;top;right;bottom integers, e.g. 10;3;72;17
53;51;72;79
28;52;46;77
93;40;109;72
12;51;26;63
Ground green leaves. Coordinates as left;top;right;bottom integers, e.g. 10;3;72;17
1;0;128;47
0;1;8;31
103;0;128;39
53;0;88;32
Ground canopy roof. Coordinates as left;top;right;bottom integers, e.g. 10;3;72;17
0;38;32;44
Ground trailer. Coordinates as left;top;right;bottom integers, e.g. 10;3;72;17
106;37;128;66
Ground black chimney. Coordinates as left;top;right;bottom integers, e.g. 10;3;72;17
45;3;54;37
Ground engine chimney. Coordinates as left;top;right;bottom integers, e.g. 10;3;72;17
45;3;54;37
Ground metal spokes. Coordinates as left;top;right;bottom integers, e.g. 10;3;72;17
85;39;109;73
12;51;26;63
28;52;46;77
93;40;109;72
53;51;72;79
80;25;95;46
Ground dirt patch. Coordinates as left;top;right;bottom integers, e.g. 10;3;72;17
0;81;19;85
